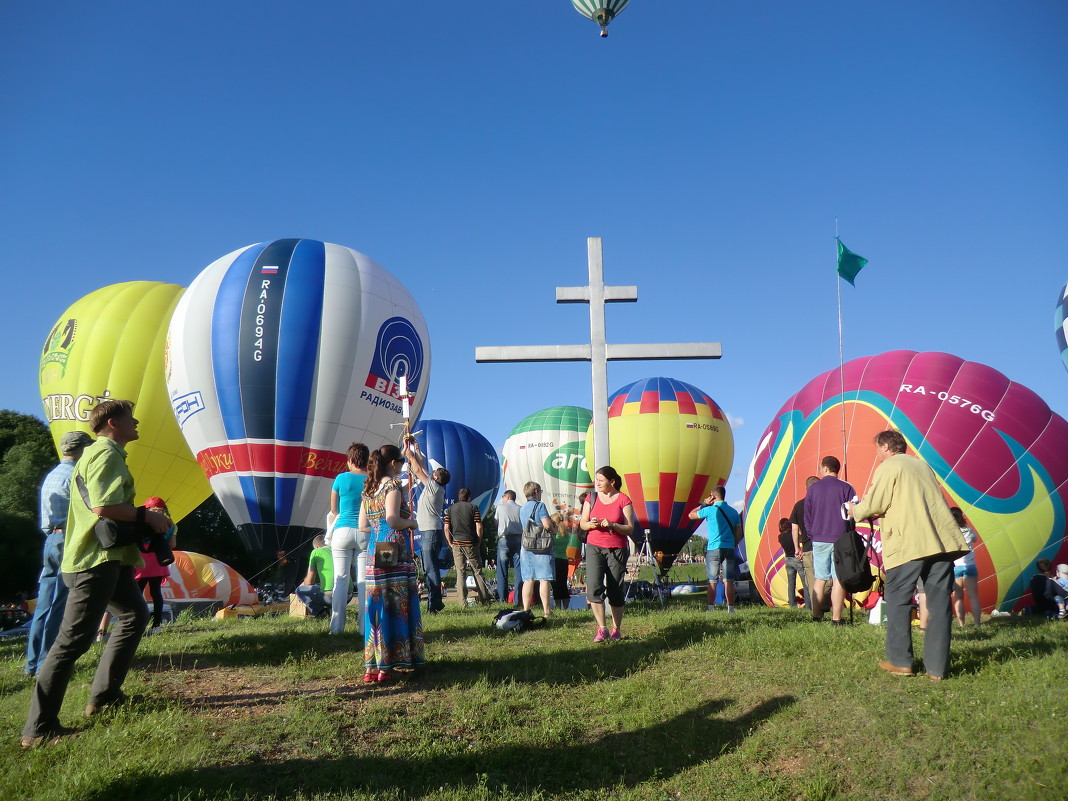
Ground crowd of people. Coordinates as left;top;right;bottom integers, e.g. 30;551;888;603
18;399;1066;747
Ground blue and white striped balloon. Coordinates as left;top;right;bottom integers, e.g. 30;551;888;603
165;238;430;559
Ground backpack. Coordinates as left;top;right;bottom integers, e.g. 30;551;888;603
493;609;545;632
521;502;553;554
833;523;876;594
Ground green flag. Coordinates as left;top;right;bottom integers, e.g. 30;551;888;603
836;238;868;286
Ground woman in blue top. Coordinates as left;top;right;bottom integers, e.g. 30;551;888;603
520;481;555;618
328;442;369;635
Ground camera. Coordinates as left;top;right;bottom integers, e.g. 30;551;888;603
138;532;174;567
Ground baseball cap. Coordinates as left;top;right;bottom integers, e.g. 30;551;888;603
59;431;93;454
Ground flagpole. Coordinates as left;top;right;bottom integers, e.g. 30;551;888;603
836;226;847;482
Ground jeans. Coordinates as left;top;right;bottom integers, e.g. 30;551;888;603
784;556;808;608
23;561;148;738
25;532;68;675
420;529;448;611
330;527;365;635
496;535;523;603
294;584;328;616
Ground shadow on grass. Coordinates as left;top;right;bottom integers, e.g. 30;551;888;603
139;620;726;689
951;636;1067;675
84;694;796;801
427;620;725;686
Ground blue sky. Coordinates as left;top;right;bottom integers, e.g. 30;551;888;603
2;1;1066;509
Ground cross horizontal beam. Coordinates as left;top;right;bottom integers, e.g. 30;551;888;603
556;286;637;303
474;343;722;363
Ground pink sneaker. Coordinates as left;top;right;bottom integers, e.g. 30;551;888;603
609;628;621;641
593;627;608;643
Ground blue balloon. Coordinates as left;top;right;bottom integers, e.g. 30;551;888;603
412;419;501;517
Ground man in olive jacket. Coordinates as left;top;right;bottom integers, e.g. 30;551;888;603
850;429;968;681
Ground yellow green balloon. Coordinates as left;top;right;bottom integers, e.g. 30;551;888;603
39;281;211;521
585;376;734;559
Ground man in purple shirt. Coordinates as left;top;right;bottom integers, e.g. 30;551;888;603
803;456;856;625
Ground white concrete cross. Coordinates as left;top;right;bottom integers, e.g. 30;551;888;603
475;237;722;468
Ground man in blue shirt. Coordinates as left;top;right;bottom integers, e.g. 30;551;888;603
689;486;742;613
24;430;93;676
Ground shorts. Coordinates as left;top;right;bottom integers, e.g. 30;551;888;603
953;565;978;579
705;548;737;583
520;549;554;582
812;541;837;581
585;544;629;607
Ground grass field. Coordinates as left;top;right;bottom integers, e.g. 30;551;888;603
2;594;1066;801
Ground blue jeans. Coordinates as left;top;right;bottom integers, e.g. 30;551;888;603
496;535;523;603
294;584;328;617
784;556;808;608
419;529;449;611
25;533;68;676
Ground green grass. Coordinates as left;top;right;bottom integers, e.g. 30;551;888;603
1;599;1065;801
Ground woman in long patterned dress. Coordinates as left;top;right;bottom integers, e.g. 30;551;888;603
358;443;424;683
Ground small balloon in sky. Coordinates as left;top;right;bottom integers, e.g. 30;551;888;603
39;281;211;522
572;0;630;37
165;238;430;562
744;350;1068;612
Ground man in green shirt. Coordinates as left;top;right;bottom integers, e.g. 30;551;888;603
294;534;334;617
21;400;172;748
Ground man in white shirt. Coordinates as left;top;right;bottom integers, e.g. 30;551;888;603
404;439;450;613
494;490;524;603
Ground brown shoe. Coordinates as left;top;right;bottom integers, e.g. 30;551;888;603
927;674;944;682
20;726;79;748
878;660;914;677
85;690;129;717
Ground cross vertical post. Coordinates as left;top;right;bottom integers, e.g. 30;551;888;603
476;237;722;471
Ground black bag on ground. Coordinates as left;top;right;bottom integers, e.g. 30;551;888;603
521;503;553;554
833;523;875;594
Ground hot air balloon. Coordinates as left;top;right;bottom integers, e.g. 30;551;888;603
39;282;211;522
585;377;735;570
165;239;430;564
572;0;630;37
744;351;1068;612
501;406;594;518
161;550;258;607
411;419;501;518
1056;282;1068;374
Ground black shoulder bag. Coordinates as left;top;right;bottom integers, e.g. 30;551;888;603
74;474;151;550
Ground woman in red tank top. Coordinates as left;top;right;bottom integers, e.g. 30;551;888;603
580;466;635;642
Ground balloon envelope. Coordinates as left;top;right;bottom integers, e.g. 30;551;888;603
412;419;501;517
572;0;630;34
165;239;430;560
1056;282;1068;374
744;350;1068;612
502;406;594;515
586;377;734;559
39;282;211;521
161;550;258;607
